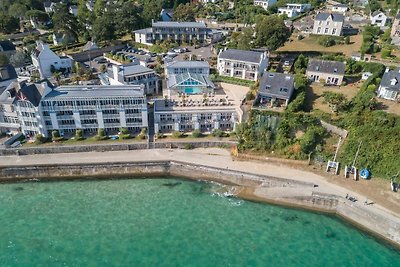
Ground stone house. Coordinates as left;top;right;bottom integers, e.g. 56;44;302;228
312;13;344;36
306;59;345;86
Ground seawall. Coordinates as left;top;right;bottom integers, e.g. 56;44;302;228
0;160;399;249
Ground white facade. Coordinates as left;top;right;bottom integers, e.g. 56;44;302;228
331;5;348;13
313;13;344;36
370;11;387;27
254;0;277;10
278;8;299;18
31;42;72;79
217;49;269;81
153;98;241;134
40;85;148;137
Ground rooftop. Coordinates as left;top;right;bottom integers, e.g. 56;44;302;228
306;59;345;75
259;72;295;100
119;64;155;76
380;68;400;92
152;21;207;28
134;28;153;34
167;60;210;69
167;73;215;89
315;13;344;22
219;49;265;63
0;65;17;82
0;40;16;52
43;85;145;99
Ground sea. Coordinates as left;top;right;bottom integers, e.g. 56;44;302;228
0;177;399;266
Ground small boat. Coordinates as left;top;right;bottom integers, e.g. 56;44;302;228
360;168;370;179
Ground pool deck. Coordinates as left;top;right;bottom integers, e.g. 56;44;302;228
0;148;399;248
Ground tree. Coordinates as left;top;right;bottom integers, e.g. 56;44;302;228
25;10;49;23
322;92;349;113
52;4;79;41
116;2;142;36
10;51;27;66
174;3;196;22
0;54;9;66
254;15;290;50
92;12;116;42
236;27;253;50
294;54;308;74
9;3;28;20
0;14;19;34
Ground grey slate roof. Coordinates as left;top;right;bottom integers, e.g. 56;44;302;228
219;49;264;64
380;68;400;92
43;85;144;99
0;40;16;52
152;21;207;28
306;59;345;75
396;13;400;20
119;64;154;76
371;10;385;17
134;28;153;34
0;65;17;82
258;72;295;100
315;13;344;22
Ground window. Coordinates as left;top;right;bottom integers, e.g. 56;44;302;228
324;28;329;34
332;28;337;35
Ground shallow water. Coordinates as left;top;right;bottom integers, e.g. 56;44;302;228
0;178;399;266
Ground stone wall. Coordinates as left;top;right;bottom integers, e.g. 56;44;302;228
0;141;235;156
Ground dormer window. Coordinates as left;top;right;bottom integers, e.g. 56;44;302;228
266;85;271;90
333;68;338;73
390;78;397;86
316;66;320;71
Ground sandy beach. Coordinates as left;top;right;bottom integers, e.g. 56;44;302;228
0;148;399;247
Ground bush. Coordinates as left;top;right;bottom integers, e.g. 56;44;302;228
120;127;128;135
156;132;165;139
34;134;46;144
212;129;226;138
138;127;147;139
317;36;336;47
120;134;131;140
381;48;392;59
95;128;107;141
183;143;194;150
75;129;84;141
51;130;63;142
191;129;203;138
172;131;185;138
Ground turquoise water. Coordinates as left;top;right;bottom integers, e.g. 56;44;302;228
183;87;202;94
0;178;399;266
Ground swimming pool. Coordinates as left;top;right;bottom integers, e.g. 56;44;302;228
183;87;202;94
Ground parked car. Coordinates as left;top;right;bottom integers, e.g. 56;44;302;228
167;51;177;57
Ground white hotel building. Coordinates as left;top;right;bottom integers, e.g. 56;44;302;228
40;85;148;137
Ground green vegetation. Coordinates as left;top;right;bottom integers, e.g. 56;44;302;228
322;92;349;114
34;134;46;145
75;129;84;141
51;130;63;142
191;129;203;138
210;74;256;87
95;128;107;141
172;131;185;138
360;25;381;55
119;128;131;140
317;36;344;47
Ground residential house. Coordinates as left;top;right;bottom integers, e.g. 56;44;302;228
391;14;400;45
82;41;99;51
351;52;362;62
331;4;348;13
370;11;387;27
257;72;295;107
103;63;159;95
165;61;214;96
306;59;345;85
43;1;58;13
134;21;222;46
160;9;173;22
86;0;95;11
278;3;311;18
377;68;400;101
52;32;76;46
0;64;18;89
0;80;53;137
69;5;78;16
312;13;344;36
31;42;72;79
0;40;16;59
253;0;277;10
217;48;269;81
40;85;148;137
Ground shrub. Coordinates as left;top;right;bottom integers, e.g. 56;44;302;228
34;134;46;144
172;131;185;138
192;129;203;138
212;129;226;138
138;127;147;139
344;36;350;44
120;127;128;135
120;134;131;140
381;48;392;59
75;129;84;141
156;132;165;139
297;34;304;40
183;143;193;150
95;128;107;141
51;130;63;142
317;36;336;47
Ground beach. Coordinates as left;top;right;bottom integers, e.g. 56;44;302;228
0;148;399;247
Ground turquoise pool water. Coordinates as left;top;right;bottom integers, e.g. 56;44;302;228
0;178;399;266
183;87;202;94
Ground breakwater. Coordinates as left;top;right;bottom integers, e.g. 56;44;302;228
0;160;399;248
